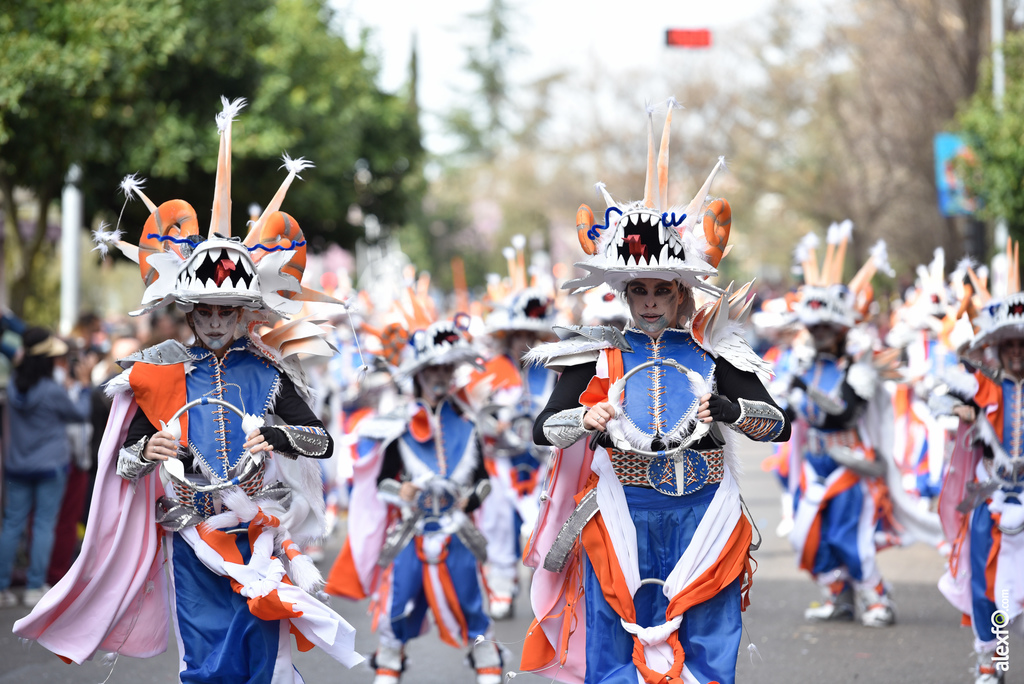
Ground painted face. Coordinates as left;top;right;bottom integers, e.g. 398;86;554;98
191;304;241;352
625;278;683;338
417;364;455;405
508;331;538;362
808;324;846;354
999;338;1024;379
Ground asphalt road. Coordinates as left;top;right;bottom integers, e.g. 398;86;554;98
1;441;1020;684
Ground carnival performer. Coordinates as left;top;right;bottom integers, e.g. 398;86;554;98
520;100;790;684
326;302;505;684
475;278;559;619
886;248;963;506
938;239;1024;684
787;223;939;628
752;292;808;537
14;98;363;681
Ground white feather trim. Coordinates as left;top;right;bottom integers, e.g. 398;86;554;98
825;222;840;244
221;486;261;521
286;552;323;593
511;233;526;250
242;413;265;437
216;96;247;131
523;337;610;368
91;223;123;257
870;240;894;277
846;361;878;401
280;153;314;178
120;173;146;200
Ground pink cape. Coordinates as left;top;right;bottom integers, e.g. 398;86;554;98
521;440;593;683
14;393;170;663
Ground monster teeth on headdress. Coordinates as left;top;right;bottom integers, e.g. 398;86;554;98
90;223;123;257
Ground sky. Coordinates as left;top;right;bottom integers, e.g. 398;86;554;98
334;0;774;152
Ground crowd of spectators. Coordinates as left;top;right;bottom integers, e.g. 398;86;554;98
0;307;191;608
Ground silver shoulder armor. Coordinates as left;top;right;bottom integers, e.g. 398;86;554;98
117;339;191;369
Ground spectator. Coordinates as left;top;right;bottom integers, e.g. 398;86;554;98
0;327;91;608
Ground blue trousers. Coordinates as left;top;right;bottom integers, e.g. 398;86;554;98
583;485;743;684
0;470;68;590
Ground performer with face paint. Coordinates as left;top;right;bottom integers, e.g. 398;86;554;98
14;99;363;681
520;100;790;684
785;223;941;630
326;301;504;684
938;241;1024;684
475;281;559;620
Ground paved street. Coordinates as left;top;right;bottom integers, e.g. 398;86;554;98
0;440;1020;683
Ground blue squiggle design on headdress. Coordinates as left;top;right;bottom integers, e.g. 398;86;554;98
586;206;624;241
247;240;306;253
146;233;196;245
661;212;687;228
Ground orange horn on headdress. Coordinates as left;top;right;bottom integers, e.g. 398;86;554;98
576;204;598;255
244;211;307;298
138;200;200;286
702;198;731;269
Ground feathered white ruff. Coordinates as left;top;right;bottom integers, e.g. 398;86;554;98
91;224;122;257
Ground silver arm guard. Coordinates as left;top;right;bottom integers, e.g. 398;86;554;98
806;386;847;416
542;407;593;448
273;425;331;458
116;435;158;480
730;398;786;442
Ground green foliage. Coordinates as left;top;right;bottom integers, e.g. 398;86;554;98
0;0;424;316
956;32;1024;241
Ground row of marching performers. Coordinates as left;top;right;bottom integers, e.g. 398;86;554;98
757;230;1023;684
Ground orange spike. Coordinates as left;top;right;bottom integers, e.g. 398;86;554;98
656;106;675;210
643;108;656;209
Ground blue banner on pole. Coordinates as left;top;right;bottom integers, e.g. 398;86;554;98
934;132;977;217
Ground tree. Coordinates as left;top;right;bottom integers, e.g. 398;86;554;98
0;0;424;320
956;31;1024;244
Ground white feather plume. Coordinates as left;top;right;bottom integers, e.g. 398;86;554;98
594;181;616;208
666;96;684;111
285;551;323;593
836;219;853;241
120;173;146;200
511;233;527;250
280;153;314;178
91;223;123;257
502;247;516;261
870;239;894;276
216;96;247;132
825;222;840;244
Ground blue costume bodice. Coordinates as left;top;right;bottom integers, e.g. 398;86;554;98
797;355;846;430
521;361;555;418
399;399;478;480
185;339;280;479
618;328;716;441
999;377;1024;459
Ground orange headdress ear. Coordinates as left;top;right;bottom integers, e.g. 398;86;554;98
702;198;731;269
138;200;200;286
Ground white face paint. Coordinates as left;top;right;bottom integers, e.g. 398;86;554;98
191;304;241;354
625;278;683;339
417;364;454;406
